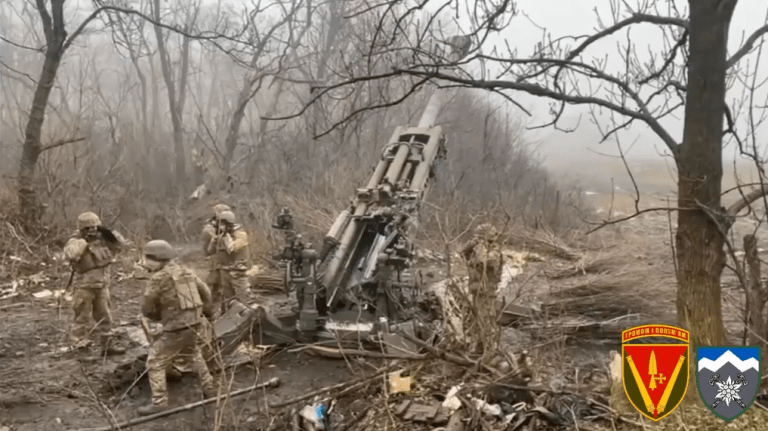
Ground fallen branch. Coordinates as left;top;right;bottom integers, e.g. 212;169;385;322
396;329;504;377
78;377;281;431
292;344;427;360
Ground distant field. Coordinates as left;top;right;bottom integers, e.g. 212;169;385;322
549;157;764;213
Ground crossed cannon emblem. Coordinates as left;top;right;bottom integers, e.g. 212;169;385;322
708;373;748;409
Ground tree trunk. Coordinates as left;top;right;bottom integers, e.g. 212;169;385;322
223;77;258;172
18;0;66;223
743;234;767;348
675;0;737;349
152;0;187;191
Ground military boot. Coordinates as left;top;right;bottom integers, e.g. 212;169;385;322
99;337;126;356
138;403;168;416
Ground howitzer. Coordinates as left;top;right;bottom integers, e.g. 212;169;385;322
263;124;446;343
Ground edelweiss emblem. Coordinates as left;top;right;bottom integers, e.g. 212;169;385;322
711;374;748;409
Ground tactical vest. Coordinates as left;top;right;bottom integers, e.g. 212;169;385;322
214;227;250;270
72;241;113;274
162;264;204;331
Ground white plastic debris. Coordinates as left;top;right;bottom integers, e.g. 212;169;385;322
470;396;502;416
442;385;463;412
299;404;327;430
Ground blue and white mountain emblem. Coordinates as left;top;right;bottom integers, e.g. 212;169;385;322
695;346;761;422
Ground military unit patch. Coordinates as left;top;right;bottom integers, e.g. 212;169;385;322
695;346;761;422
621;324;690;421
618;325;764;421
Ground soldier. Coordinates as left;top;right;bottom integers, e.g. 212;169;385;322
459;223;504;361
63;211;129;354
201;204;231;253
138;240;218;415
461;223;503;288
205;210;250;314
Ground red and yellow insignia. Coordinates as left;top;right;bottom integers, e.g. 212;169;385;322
621;324;690;421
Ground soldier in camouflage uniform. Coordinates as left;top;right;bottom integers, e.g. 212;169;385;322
204;210;250;314
459;223;503;361
201;204;231;253
138;240;218;415
63;212;129;354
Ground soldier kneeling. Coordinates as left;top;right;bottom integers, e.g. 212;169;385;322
138;240;219;415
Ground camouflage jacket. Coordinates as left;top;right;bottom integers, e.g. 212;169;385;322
141;262;214;332
206;225;250;270
462;238;503;279
201;218;217;256
63;229;127;289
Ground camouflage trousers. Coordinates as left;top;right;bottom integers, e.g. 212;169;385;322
147;326;216;407
464;269;501;362
175;318;223;375
207;268;249;316
71;286;112;348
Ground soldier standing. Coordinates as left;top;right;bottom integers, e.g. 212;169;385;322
201;204;231;252
459;223;504;361
63;211;129;354
205;210;250;314
138;240;218;415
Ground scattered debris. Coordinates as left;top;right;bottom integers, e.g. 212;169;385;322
470;396;502;416
387;370;412;394
442;385;463;413
395;400;452;423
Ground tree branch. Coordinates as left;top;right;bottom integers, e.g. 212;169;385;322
62;5;239;52
727;23;768;68
40;137;85;152
391;68;679;154
726;185;768;218
565;13;688;61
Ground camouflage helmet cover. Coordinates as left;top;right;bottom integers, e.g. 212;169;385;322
144;240;176;261
217;210;236;224
213;204;231;215
474;223;499;242
77;212;101;230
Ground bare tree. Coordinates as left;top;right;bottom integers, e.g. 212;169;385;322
7;0;250;223
302;0;768;349
151;0;198;190
220;0;311;174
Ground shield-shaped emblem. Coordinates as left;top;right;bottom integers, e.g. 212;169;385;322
621;324;690;421
695;346;761;422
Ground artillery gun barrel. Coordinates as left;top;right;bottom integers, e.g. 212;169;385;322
383;144;410;186
417;91;444;128
326;210;351;241
367;126;404;189
409;126;443;192
321;127;405;289
321;204;367;290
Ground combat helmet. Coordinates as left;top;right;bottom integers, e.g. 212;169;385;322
77;212;101;230
144;240;176;261
217;210;236;225
213;204;231;216
474;223;499;242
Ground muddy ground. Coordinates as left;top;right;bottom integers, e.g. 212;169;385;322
1;213;766;430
